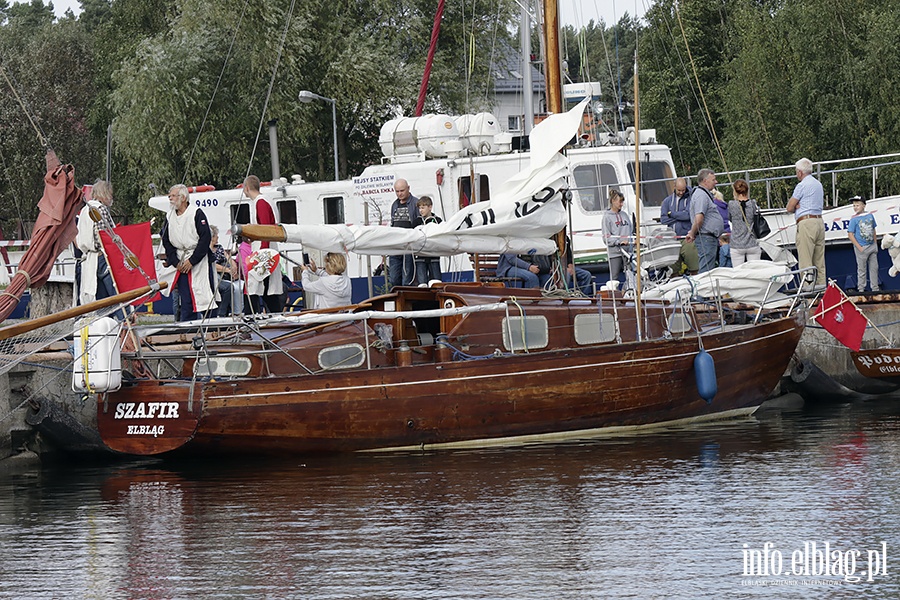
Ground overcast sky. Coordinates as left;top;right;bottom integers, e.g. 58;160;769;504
37;0;648;27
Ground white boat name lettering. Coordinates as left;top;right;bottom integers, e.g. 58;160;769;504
114;402;180;419
824;214;900;231
126;425;166;437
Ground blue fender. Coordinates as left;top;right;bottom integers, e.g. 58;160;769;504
694;349;717;404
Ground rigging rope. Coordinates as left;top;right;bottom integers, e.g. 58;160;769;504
232;0;297;318
648;5;714;168
0;60;50;149
243;0;297;189
183;0;250;186
672;3;729;178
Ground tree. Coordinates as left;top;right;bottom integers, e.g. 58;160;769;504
5;0;53;29
0;18;96;234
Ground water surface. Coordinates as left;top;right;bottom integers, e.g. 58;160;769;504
2;399;899;599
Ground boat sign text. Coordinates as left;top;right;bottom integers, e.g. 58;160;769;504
114;402;180;420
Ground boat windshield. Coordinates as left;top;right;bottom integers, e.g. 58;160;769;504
627;161;675;207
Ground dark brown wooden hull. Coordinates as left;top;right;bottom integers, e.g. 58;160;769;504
98;314;804;456
850;348;900;382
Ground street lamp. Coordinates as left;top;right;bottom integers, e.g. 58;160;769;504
298;90;339;181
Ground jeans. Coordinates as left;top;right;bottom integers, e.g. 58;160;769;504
415;257;442;285
695;234;718;273
569;267;594;295
502;267;540;288
217;278;233;316
389;254;416;288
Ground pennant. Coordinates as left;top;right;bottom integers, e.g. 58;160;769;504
813;284;867;351
100;222;160;306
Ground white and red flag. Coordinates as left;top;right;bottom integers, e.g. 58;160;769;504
813;283;867;351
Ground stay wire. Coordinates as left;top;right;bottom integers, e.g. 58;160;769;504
672;3;729;176
235;0;296;318
182;0;250;186
652;5;713;168
241;0;297;197
0;58;50;149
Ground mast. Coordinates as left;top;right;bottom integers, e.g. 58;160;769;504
633;50;643;339
416;0;446;116
520;0;534;135
542;0;567;268
542;0;562;114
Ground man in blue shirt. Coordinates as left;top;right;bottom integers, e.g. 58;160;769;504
685;169;725;273
660;177;699;275
786;158;826;288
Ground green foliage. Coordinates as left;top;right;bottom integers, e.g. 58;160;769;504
6;0;53;29
0;18;96;232
8;0;900;233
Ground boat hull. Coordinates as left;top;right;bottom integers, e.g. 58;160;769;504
98;314;804;455
850;348;900;383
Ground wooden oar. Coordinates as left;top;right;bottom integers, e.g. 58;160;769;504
233;223;286;242
0;282;167;342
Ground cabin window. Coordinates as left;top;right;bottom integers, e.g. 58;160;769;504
508;115;522;132
318;344;366;370
194;356;252;377
231;203;250;225
626;161;675;207
574;313;616;344
278;200;298;225
458;175;490;208
324;196;345;224
502;315;549;351
573;164;619;212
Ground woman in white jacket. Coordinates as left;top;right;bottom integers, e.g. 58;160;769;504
300;253;352;309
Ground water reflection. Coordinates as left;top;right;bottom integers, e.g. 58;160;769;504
2;399;900;598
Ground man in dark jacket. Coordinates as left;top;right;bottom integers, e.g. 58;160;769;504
660;177;699;275
388;178;419;288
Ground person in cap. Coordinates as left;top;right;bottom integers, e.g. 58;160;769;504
847;195;879;292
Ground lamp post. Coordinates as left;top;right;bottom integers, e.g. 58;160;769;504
298;90;339;181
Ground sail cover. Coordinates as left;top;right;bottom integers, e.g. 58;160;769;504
279;99;591;256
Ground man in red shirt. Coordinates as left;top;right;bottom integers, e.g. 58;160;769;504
241;175;284;313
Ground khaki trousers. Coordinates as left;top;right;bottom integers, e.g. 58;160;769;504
796;218;826;285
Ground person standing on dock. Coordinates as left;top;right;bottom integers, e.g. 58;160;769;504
388;178;419;289
848;195;879;292
241;175;283;314
660;178;699;275
685;169;725;273
727;179;762;266
786;158;826;288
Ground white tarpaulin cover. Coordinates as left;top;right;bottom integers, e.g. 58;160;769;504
642;260;794;306
279;100;591;256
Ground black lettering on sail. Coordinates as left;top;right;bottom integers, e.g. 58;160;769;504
515;187;557;218
456;208;497;231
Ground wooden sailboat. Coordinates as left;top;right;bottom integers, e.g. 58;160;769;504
90;0;808;458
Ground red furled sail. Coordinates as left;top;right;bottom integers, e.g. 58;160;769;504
0;150;82;323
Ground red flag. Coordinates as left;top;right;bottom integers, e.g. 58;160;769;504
100;222;160;306
813;284;867;351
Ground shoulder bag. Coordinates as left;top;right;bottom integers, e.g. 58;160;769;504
751;201;771;239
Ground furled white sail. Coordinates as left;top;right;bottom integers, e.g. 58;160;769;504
278;100;591;257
